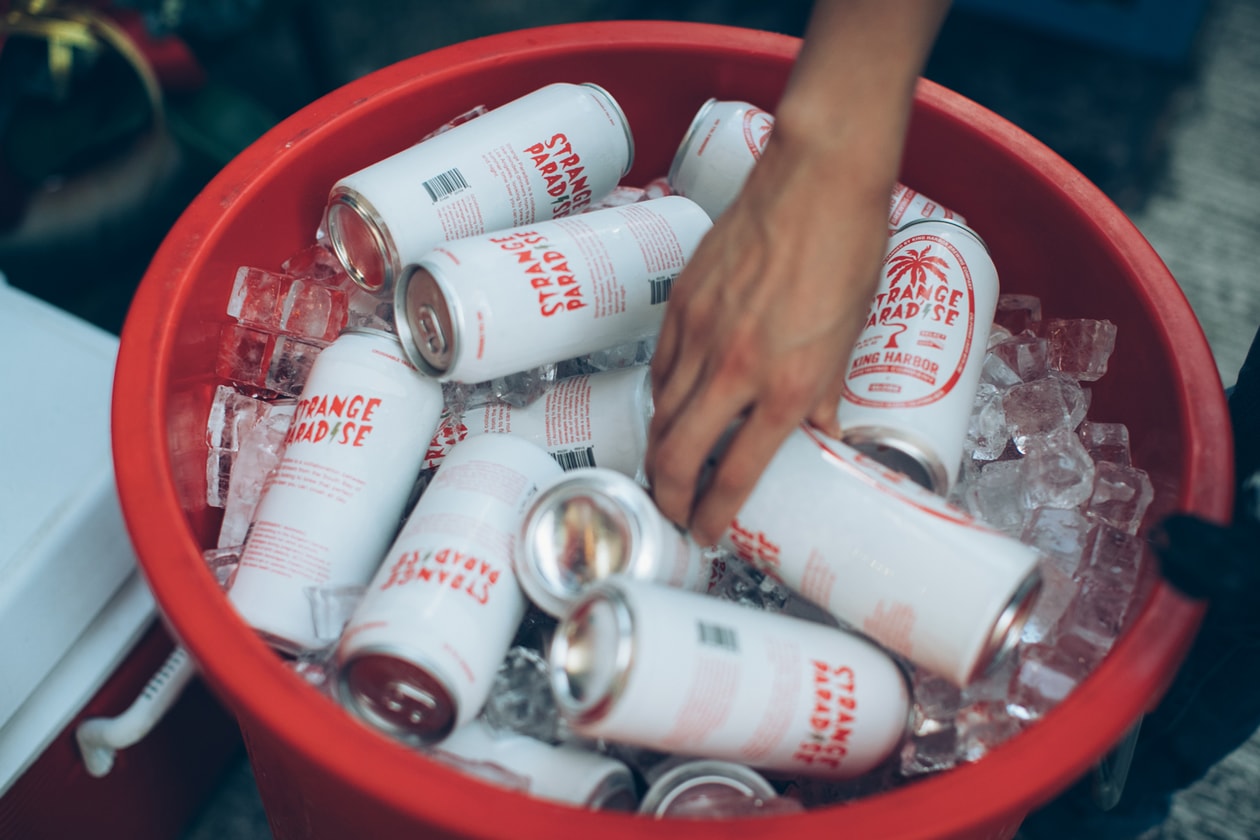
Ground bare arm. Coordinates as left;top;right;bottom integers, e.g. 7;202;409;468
645;0;952;544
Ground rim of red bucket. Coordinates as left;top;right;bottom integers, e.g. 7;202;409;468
113;20;1233;840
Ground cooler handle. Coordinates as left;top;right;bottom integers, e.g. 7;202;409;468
74;646;196;777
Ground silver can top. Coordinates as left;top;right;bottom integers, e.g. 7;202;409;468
336;649;457;745
580;82;636;178
517;470;643;618
841;426;951;496
973;566;1044;683
393;264;456;377
326;187;399;293
549;579;634;725
638;759;778;817
666;97;718;193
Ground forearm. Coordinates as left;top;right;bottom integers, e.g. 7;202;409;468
774;0;952;197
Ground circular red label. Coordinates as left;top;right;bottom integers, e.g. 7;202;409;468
842;233;976;408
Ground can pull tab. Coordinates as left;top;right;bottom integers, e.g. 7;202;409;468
383;680;438;726
415;304;447;357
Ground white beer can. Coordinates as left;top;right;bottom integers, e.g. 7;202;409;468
550;575;911;779
422;365;652;479
721;424;1042;686
393;195;712;382
335;433;562;745
838;218;999;494
326;82;635;293
430;718;638;811
666;98;774;221
515;467;715;617
227;328;444;654
886;182;965;236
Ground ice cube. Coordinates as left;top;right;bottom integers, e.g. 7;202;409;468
967;382;1009;461
1003;378;1075;451
305;584;366;645
956;700;1024;762
218;400;296;548
987;323;1014;350
1021;507;1091;576
227;265;289;328
580;342;642;371
980;351;1024;390
1057;524;1144;651
492;364;557;408
991;334;1049;382
206;447;234;508
280;243;348;285
279;276;347;343
1077;421;1132;466
265;335;325;397
1085;462;1154;535
482;646;565;744
1019;562;1079;645
1037;318;1118;382
217;323;275;390
1006;636;1099;721
1021;427;1096;509
202;545;241;590
993;294;1042;334
963;460;1029;536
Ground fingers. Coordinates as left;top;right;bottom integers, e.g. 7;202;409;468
806;366;850;439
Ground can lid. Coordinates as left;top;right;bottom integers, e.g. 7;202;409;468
841;427;951;496
894;216;990;255
337;650;457;745
327;188;397;293
666;97;717;193
972;565;1044;682
518;472;640;618
586;768;639;811
393;265;456;377
580;82;635;177
638;760;778;817
549;581;634;725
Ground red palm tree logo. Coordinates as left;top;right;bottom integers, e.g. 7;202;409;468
882;245;951;348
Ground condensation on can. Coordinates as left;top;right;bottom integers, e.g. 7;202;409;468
839;217;998;495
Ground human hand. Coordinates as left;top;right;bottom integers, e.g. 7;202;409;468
644;131;890;545
642;0;952;545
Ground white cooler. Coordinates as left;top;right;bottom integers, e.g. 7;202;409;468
0;275;242;839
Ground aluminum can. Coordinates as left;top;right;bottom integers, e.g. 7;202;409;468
721;424;1043;686
637;759;789;818
666;98;774;221
838;218;999;494
334;433;563;745
227;328;443;654
326;82;635;294
430;719;638;810
515;467;715;617
886;182;965;235
393;195;712;382
549;575;911;779
422;365;653;479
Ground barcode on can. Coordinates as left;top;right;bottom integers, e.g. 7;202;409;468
649;273;677;306
422;167;470;202
697;621;738;652
551;446;597;471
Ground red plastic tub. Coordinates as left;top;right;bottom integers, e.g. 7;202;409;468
112;21;1233;840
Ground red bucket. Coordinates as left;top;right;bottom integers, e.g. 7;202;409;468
112;21;1233;840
